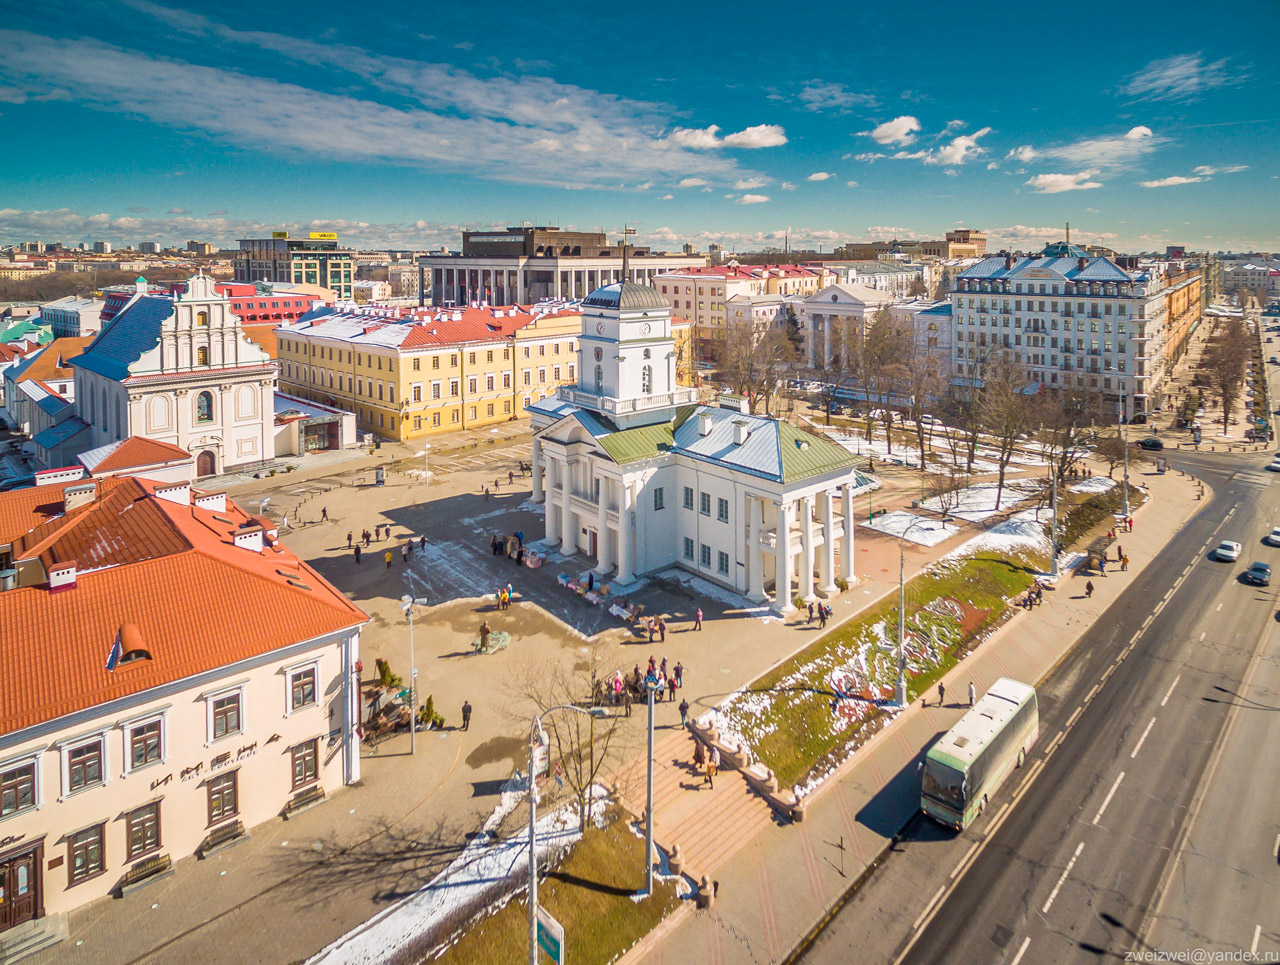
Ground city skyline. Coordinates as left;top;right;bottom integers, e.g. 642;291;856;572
0;0;1276;253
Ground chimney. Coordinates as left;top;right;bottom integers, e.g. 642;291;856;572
1004;255;1013;270
194;490;226;512
154;482;191;506
63;481;98;512
698;412;713;437
732;420;749;445
1078;257;1088;272
233;524;264;553
48;559;77;592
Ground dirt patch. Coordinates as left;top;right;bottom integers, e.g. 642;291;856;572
464;735;526;770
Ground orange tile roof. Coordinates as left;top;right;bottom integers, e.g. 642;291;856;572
0;477;129;546
87;436;192;475
0;477;367;734
9;336;95;384
241;323;279;358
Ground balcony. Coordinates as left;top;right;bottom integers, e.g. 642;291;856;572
557;386;699;414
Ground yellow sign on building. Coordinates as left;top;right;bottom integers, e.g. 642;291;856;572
271;231;290;239
308;232;338;241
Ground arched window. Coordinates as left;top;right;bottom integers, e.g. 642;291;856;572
197;346;209;366
196;391;214;423
643;348;651;359
594;364;603;392
641;365;653;393
196;311;208;327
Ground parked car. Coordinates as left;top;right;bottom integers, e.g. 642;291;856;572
1216;540;1242;562
1266;459;1280;472
1138;438;1164;450
1245;561;1273;586
1264;527;1280;547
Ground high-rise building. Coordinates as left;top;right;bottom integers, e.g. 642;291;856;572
234;233;354;300
945;229;988;256
92;240;112;254
187;240;214;256
138;241;160;254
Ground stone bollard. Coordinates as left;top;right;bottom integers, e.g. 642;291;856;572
764;769;779;793
792;800;807;822
669;843;684;877
696;874;716;910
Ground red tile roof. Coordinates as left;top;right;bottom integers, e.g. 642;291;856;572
86;436;192;475
9;336;95;385
0;477;129;546
0;478;367;734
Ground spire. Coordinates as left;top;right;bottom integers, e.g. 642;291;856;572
621;224;637;283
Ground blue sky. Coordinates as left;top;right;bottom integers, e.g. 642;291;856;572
0;0;1276;254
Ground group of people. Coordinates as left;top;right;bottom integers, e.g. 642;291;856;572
609;656;685;711
1019;580;1046;610
495;584;514;609
691;739;721;788
351;524;394;546
806;601;833;628
491;532;526;567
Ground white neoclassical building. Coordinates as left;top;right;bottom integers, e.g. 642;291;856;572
70;274;277;477
798;282;894;368
528;282;874;613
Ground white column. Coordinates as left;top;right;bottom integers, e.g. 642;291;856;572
819;489;837;593
595;478;611;575
823;316;831;368
544;457;560;544
748;495;766;602
616;482;633;584
841;483;855;582
560;457;575;551
531;437;544;502
799;495;815;602
774;501;794;613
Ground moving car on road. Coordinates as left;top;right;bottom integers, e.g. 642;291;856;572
920;678;1038;830
1138;438;1164;450
1216;540;1243;562
1245;562;1272;586
1266;527;1280;547
1266;458;1280;472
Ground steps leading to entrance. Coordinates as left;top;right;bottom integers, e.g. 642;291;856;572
0;914;68;963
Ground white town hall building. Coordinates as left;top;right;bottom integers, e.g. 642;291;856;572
528;282;873;613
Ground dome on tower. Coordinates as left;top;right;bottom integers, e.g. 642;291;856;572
582;282;668;312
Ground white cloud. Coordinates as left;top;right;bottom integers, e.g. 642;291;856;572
862;115;920;146
930;126;992;165
735;194;770;205
987;225;1119;246
677;178;709;188
854;152;887;163
846;180;858;188
166;207;191;214
779;181;797;191
865;225;913;240
1014;126;1162;178
1025;170;1104;194
1006;145;1037;163
1122;53;1242;102
942;119;966;134
986;161;999;170
667;125;724;149
721;124;788;148
733;176;769;190
660;194;674;200
806;171;835;181
858;124;990;167
798;80;877;113
1138;175;1207;188
1193;163;1248;176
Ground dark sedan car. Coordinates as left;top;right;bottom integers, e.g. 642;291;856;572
1138;438;1164;451
1245;561;1272;586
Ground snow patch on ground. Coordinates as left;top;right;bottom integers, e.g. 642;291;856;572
655;568;767;616
920;478;1045;522
862;511;959;546
944;507;1052;560
1069;476;1118;494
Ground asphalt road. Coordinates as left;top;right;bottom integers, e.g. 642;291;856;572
796;449;1280;964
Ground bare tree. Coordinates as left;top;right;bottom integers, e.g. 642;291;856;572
810;315;858;424
903;337;945;470
1201;316;1250;434
851;308;911;454
1035;386;1108;482
1092;433;1128;479
925;467;971;521
908;275;928;298
715;320;797;415
977;351;1034;510
507;647;631;832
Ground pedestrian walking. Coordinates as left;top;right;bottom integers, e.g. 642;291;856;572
1085;580;1094;598
407;539;414;558
282;514;290;529
1116;544;1123;561
968;681;976;707
647;618;655;643
354;545;361;565
461;700;472;731
479;620;491;651
347;531;353;548
419;535;427;551
623;689;633;717
693;738;705;773
707;746;720;788
484;487;490;501
384;549;393;569
1127;516;1133;532
937;682;945;707
807;601;814;623
819;604;828;629
508;470;514;485
1122;554;1130;571
1099;557;1107;576
668;674;676;702
321;506;329;522
694;607;703;631
679;698;689;729
401;543;408;563
674;662;684;688
660;657;668;679
516;548;525;566
658;617;667;644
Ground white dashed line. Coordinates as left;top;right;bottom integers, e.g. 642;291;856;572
913;885;947;931
1161;674;1181;707
1085;684;1099;703
1199;632;1206;641
1067;707;1083;728
1131;717;1157;759
1010;937;1031;965
1252;924;1261;956
1216;603;1223;612
1042;842;1085;914
1093;771;1125;825
1274;833;1279;858
951;841;980;880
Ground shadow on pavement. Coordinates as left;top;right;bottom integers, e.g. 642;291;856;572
855;731;944;839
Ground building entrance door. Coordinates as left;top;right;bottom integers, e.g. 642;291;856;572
589;530;598;558
0;845;42;933
196;450;216;477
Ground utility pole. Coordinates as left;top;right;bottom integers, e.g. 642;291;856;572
1119;401;1131;518
643;679;657;897
1050;459;1060;580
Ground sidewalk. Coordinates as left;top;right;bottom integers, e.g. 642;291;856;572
621;466;1200;964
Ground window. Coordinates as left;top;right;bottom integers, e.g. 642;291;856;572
414;416;422;430
289;665;317;712
412;358;420;371
486;375;494;391
196;391;213;423
653;487;665;511
717;498;729;522
432;413;441;426
207;772;239;826
503;372;511;388
432;356;440;369
0;760;36;816
699;492;711;516
291;739;319;790
468;377;477;394
468;352;476;365
486;403;494;417
67;740;104;793
503;400;511;414
717;551;730;575
683;538;695;561
594;364;603;392
210;692;242;742
683;486;694;510
539;345;546;357
451;410;459;423
69;824;105;885
469;406;477;419
196;311;208;327
128;718;163;771
486;350;494;363
127;802;161;860
553;366;561;381
568;364;574;380
538;368;546;383
412;383;422;403
700;544;712;567
450;379;460;397
641;365;653;393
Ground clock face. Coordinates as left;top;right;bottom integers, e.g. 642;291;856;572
640;322;651;335
596;321;604;335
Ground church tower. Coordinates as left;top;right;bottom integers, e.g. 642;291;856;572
577;282;676;405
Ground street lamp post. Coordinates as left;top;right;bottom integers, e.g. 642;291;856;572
1119;402;1131;518
892;517;933;707
1050;459;1060;580
528;704;609;965
643;678;659;898
400;596;429;756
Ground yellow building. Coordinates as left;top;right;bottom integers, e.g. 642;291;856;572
275;305;581;440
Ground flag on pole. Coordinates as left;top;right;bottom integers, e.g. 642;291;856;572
105;631;123;672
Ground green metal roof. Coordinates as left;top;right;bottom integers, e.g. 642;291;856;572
596;422;675;465
778;423;860;483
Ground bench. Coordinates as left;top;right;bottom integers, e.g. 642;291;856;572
284;785;326;819
199;820;246;858
116;853;173;897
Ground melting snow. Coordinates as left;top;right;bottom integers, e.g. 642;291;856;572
862;511;958;546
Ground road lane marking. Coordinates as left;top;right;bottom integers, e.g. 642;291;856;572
1015;759;1045;798
1130;631;1143;646
1217;603;1223;611
1181;565;1192;578
950;841;980;880
1131;717;1157;759
1199;632;1206;641
1093;772;1125;825
1046;731;1065;758
1085;684;1099;703
1042;842;1084;914
1010;937;1031;965
1153;600;1166;616
1161;675;1181;707
913;884;947;931
1067;706;1083;728
1253;924;1261;956
1101;665;1115;683
1274;833;1279;858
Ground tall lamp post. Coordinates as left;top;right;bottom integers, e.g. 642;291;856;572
400;596;429;756
528;704;609;965
641;677;661;899
1119;402;1131;518
892;517;934;707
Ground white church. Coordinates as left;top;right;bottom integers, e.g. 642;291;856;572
528;282;874;613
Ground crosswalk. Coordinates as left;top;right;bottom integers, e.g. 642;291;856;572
433;441;532;475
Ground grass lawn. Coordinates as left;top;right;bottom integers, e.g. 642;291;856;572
427;814;680;965
1058;481;1146;548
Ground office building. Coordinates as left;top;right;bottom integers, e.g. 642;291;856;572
234;234;355;300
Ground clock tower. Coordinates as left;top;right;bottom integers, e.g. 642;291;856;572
577;281;676;404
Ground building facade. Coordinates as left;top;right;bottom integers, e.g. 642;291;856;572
528;283;873;610
797;283;894;368
234;235;355;300
41;297;106;339
0;477;365;953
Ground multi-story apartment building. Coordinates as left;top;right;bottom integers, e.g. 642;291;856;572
275;303;582;440
814;260;929;297
945;229;988;256
655;264;832;362
187;241;214;256
137;242;160;254
0;476;365;956
234;234;355;300
419;226;703;308
41;296;106;338
1224;263;1280;301
949;245;1201;418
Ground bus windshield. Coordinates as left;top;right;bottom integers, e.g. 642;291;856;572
922;759;965;810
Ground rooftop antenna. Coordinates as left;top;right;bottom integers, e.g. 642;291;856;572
621;223;636;282
1066;222;1071;245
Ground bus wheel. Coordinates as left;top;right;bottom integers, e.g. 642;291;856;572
1017;748;1025;768
979;795;988;816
